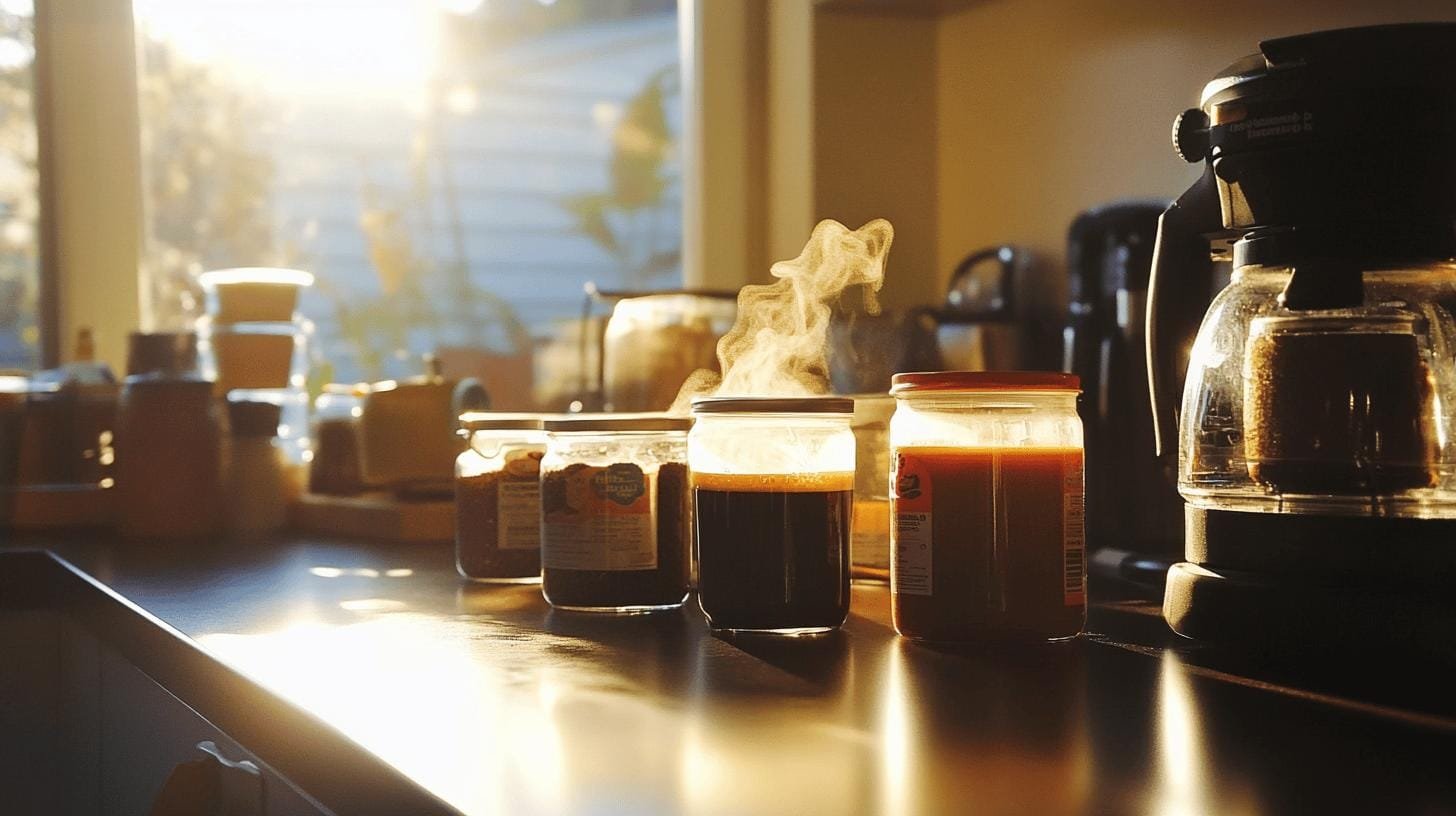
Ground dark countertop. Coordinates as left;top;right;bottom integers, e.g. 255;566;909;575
8;533;1456;815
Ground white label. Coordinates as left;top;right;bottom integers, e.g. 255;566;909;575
496;480;541;551
542;463;658;571
1063;457;1086;606
894;511;933;596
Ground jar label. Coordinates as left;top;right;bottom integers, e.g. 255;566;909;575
891;453;933;596
1063;457;1086;606
497;480;542;551
542;463;658;571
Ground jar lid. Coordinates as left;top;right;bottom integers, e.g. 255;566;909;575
891;371;1081;394
691;396;854;414
459;411;547;431
544;413;692;432
227;399;282;436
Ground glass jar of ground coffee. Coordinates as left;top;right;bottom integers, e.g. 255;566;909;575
540;414;691;612
455;413;548;583
690;396;855;636
890;372;1084;643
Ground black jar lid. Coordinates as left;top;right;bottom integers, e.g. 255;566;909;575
690;396;854;414
227;399;282;437
543;413;692;432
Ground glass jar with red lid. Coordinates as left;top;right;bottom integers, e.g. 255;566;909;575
889;371;1085;642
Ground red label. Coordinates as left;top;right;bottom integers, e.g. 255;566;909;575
892;453;932;512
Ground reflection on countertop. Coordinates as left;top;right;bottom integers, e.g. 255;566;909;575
15;535;1456;816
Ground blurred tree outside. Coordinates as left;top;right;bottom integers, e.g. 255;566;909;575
138;36;284;330
138;34;531;383
0;2;37;369
134;0;679;386
561;65;680;291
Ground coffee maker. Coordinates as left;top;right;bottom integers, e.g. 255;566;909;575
1147;24;1456;660
1064;202;1187;593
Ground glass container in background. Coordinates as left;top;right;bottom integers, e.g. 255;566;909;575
222;398;292;537
849;393;895;582
690;397;855;636
540;415;691;612
114;374;223;540
309;384;367;496
197;268;316;465
456;413;549;584
890;372;1084;643
599;291;736;411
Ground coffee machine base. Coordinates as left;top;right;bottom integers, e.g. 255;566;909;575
1165;507;1456;663
1164;562;1456;664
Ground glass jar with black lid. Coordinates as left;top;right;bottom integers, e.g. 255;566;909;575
540;414;691;613
689;396;855;635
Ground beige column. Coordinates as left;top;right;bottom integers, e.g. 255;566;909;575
35;0;142;370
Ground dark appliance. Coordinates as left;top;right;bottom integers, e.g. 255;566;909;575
1147;23;1456;660
1064;202;1187;594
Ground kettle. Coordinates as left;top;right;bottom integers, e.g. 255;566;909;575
358;355;489;496
935;246;1028;371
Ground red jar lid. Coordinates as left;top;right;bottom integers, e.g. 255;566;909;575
890;370;1081;394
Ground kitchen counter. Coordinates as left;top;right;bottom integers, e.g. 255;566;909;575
5;533;1456;815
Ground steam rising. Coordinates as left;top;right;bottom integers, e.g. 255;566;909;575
673;218;894;411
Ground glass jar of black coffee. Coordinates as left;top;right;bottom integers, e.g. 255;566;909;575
690;396;855;636
455;413;548;583
540;415;691;613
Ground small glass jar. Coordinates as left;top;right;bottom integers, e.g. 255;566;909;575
540;414;691;612
456;413;549;583
690;396;855;636
849;393;895;582
890;371;1085;643
309;384;367;496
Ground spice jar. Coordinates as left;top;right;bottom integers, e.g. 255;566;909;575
540;414;690;612
690;397;855;635
309;384;367;496
222;399;291;537
455;413;548;583
890;372;1084;642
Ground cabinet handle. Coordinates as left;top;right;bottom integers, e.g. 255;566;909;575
147;740;264;816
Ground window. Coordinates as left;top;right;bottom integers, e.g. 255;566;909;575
0;0;36;369
133;0;682;396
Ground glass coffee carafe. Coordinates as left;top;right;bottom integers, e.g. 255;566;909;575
1178;264;1456;518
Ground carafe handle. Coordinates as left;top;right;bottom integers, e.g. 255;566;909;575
1147;165;1221;467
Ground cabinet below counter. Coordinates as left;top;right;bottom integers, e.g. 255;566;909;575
3;536;1455;815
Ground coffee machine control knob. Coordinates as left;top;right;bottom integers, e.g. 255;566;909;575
1172;108;1210;163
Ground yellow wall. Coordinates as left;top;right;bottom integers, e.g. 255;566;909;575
813;11;940;310
935;0;1456;311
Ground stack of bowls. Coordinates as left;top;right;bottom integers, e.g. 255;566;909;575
196;268;315;461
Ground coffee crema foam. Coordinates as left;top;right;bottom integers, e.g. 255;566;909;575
691;471;856;492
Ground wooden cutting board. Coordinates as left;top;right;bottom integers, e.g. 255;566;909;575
290;492;454;543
